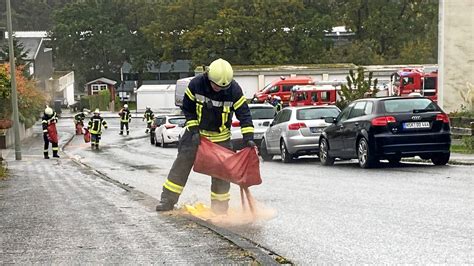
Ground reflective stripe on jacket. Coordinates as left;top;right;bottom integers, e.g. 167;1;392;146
182;74;253;142
119;109;131;122
144;110;154;123
88;115;107;134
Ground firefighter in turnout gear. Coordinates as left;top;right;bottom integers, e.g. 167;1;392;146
156;58;255;214
42;107;59;159
73;109;88;135
119;104;131;135
272;96;283;113
143;106;154;134
88;109;108;149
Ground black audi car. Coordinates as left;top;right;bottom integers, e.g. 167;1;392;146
319;96;451;168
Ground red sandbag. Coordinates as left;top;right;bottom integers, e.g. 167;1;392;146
84;129;91;143
193;137;262;187
47;123;58;143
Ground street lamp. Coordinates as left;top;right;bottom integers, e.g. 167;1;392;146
6;0;21;160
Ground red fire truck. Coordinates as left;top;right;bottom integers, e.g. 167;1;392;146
252;76;314;105
289;84;340;107
390;68;438;102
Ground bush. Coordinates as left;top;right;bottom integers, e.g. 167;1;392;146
461;136;474;152
81;90;112;112
0;64;45;128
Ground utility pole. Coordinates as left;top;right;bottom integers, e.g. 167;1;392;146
6;0;21;160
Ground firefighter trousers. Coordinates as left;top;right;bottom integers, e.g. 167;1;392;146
160;130;232;213
43;134;59;157
120;121;129;134
91;133;101;149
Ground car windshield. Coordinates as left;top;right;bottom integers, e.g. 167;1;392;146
384;98;438;113
250;107;275;119
296;108;340;120
168;118;186;125
259;83;273;92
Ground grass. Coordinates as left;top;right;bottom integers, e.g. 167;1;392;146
0;163;6;180
451;144;474;154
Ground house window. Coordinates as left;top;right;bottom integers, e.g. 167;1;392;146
91;84;108;95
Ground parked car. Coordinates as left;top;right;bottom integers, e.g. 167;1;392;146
259;106;341;163
231;103;276;150
150;115;186;147
319;96;451;168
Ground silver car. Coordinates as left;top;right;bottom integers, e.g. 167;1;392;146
260;106;340;163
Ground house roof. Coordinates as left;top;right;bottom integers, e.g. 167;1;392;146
4;31;48;38
2;31;50;61
136;84;175;93
86;77;117;85
17;37;43;60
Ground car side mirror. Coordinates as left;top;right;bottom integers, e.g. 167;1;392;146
270;121;275;127
325;117;336;123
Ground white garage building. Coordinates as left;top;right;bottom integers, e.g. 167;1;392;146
135;84;177;112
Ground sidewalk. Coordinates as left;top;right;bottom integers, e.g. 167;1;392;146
0;134;254;263
402;151;474;165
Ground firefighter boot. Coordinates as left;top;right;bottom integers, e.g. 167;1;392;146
211;200;229;215
44;152;50;159
155;200;175;211
126;130;129;135
53;151;60;158
156;190;179;211
119;131;123;135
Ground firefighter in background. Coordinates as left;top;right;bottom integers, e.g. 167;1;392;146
272;96;283;113
143;106;154;134
264;95;272;104
73;109;89;135
88;108;108;149
155;58;255;214
119;104;131;135
42;106;59;159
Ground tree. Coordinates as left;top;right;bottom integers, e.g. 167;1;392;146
0;0;70;31
0;64;45;128
334;0;438;64
0;38;30;74
337;67;378;109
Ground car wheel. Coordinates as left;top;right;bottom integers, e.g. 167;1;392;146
150;132;155;145
280;140;293;163
319;138;334;166
419;154;431;160
357;137;378;168
387;156;401;165
431;152;450;165
162;135;168;148
154;133;159;146
259;138;273;161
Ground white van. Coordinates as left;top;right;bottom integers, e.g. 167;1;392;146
175;77;194;107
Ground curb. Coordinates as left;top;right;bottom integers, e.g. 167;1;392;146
401;158;474;166
61;135;289;265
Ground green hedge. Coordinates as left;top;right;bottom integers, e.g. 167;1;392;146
80;90;112;112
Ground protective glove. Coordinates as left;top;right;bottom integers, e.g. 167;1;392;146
246;140;256;148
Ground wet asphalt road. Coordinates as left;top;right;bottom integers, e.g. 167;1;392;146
63;118;473;264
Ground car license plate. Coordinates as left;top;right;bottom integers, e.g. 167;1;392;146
403;122;430;129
